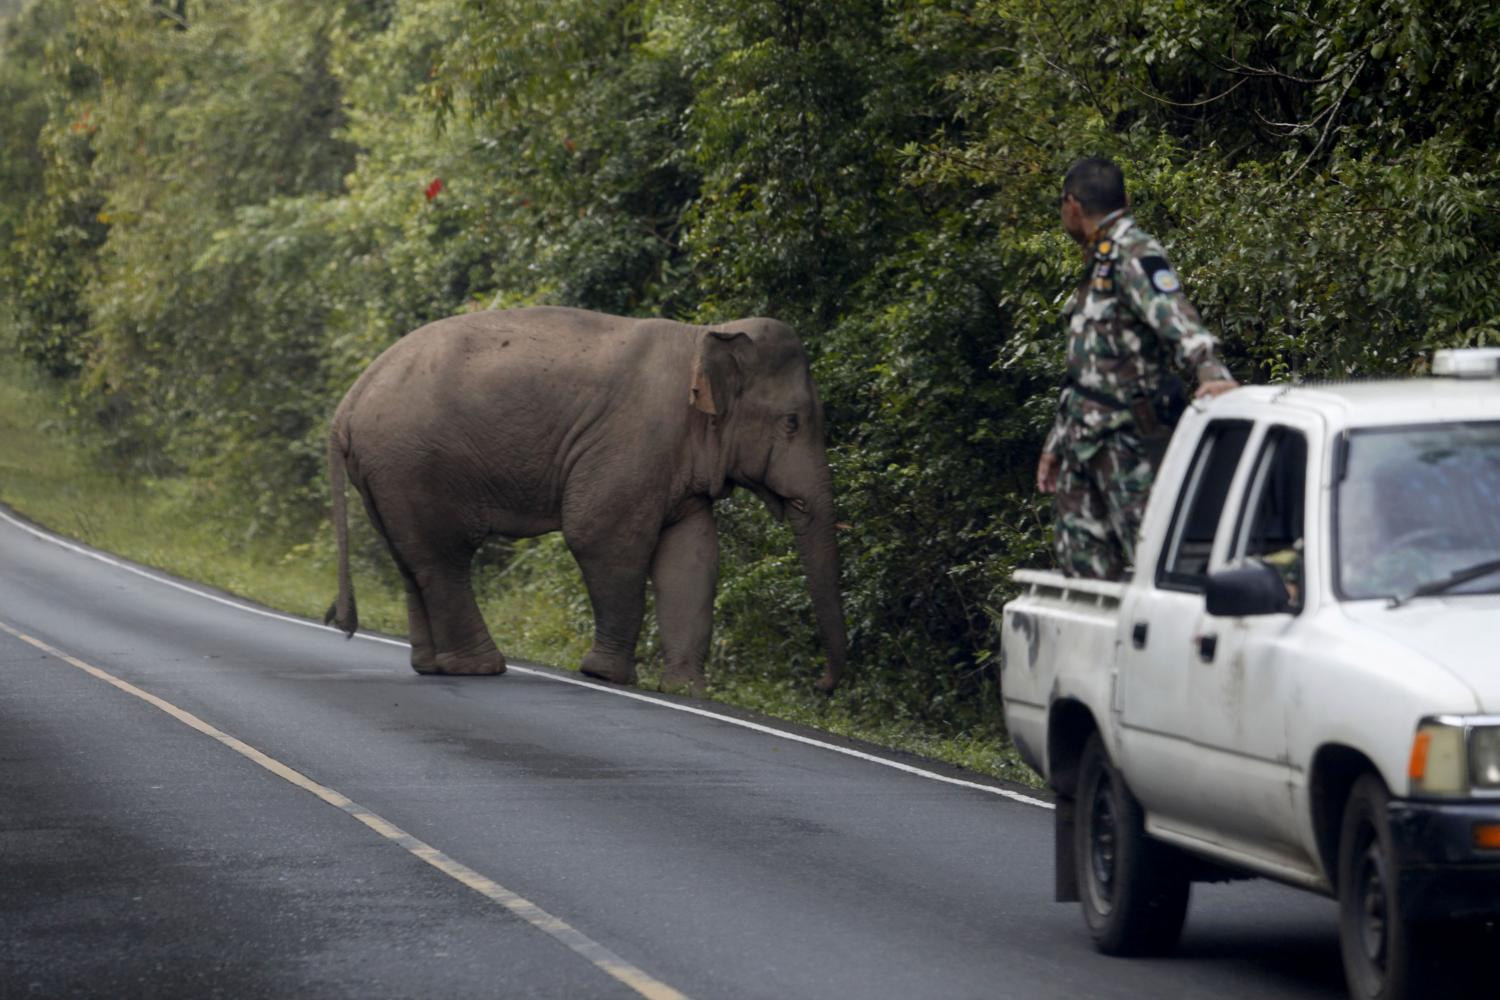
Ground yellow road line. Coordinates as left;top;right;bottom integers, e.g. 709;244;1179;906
0;619;689;1000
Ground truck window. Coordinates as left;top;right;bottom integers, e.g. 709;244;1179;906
1157;420;1253;590
1337;420;1500;600
1232;427;1308;609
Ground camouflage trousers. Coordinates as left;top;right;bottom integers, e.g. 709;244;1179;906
1053;429;1159;580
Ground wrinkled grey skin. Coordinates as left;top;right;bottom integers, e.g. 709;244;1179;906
325;306;847;694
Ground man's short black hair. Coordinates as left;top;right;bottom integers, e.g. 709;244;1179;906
1063;157;1127;215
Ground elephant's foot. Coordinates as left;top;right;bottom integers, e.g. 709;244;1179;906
580;650;637;686
658;661;706;697
414;648;507;676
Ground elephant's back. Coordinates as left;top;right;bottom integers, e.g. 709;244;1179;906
357;307;686;396
336;307;695;495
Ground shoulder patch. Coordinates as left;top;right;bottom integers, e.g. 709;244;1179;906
1139;255;1181;294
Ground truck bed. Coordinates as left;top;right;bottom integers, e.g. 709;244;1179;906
1001;570;1123;781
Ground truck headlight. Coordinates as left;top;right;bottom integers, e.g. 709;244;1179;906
1409;720;1467;796
1470;727;1500;790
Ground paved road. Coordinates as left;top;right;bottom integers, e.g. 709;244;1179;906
0;507;1348;999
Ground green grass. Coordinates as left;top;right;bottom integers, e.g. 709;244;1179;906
0;368;402;634
0;353;1041;790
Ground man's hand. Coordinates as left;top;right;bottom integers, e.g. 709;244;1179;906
1195;378;1238;399
1036;452;1060;494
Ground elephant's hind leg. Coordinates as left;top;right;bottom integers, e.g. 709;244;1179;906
414;561;506;676
354;483;444;673
402;574;440;673
371;487;505;677
650;501;718;695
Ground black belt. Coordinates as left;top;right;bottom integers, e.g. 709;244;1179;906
1063;377;1131;410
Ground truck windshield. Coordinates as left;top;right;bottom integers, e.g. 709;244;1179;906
1337;421;1500;600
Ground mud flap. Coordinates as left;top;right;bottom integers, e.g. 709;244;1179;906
1055;795;1079;902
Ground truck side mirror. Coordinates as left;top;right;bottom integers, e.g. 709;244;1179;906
1205;562;1290;617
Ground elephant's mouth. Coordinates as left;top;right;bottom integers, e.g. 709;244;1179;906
744;482;806;523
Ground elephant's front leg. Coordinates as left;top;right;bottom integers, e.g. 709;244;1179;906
566;519;656;687
650;501;718;695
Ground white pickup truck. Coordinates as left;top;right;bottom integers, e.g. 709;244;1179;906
1001;349;1500;1000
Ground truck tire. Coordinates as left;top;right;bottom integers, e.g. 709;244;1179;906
1074;733;1190;955
1337;774;1440;1000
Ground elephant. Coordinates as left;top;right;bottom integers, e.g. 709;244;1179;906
323;306;848;694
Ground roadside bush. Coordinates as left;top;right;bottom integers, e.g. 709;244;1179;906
3;0;1496;736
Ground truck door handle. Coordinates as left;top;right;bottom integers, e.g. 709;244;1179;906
1198;634;1218;663
1132;622;1149;649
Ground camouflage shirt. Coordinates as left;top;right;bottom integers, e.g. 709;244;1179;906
1044;211;1231;458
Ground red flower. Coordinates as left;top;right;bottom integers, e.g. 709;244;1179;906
425;177;444;202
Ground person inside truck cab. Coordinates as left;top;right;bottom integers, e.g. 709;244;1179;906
1231;427;1307;612
1035;156;1238;581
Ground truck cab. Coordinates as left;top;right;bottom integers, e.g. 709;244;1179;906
1001;349;1500;1000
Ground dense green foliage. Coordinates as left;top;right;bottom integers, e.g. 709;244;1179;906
2;0;1495;730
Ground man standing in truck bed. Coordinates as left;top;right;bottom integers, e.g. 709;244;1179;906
1035;157;1238;580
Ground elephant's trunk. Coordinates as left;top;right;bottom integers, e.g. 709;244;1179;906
786;477;848;693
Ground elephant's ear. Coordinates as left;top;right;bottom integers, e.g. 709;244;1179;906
690;330;755;419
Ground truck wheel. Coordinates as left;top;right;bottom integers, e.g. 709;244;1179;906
1337;774;1438;1000
1074;733;1189;955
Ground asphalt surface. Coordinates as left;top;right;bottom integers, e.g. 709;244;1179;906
0;507;1349;999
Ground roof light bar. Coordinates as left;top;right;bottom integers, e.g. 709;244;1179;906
1432;348;1500;378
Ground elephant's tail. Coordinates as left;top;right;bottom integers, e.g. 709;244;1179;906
324;423;358;638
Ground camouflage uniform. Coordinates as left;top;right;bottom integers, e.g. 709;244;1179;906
1260;543;1304;610
1238;543;1303;611
1046;209;1232;579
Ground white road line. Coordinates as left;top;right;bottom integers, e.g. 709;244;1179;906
0;506;1053;810
0;620;689;1000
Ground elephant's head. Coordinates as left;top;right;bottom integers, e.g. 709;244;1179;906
690;321;848;692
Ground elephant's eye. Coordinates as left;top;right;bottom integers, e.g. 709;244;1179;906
784;413;800;433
